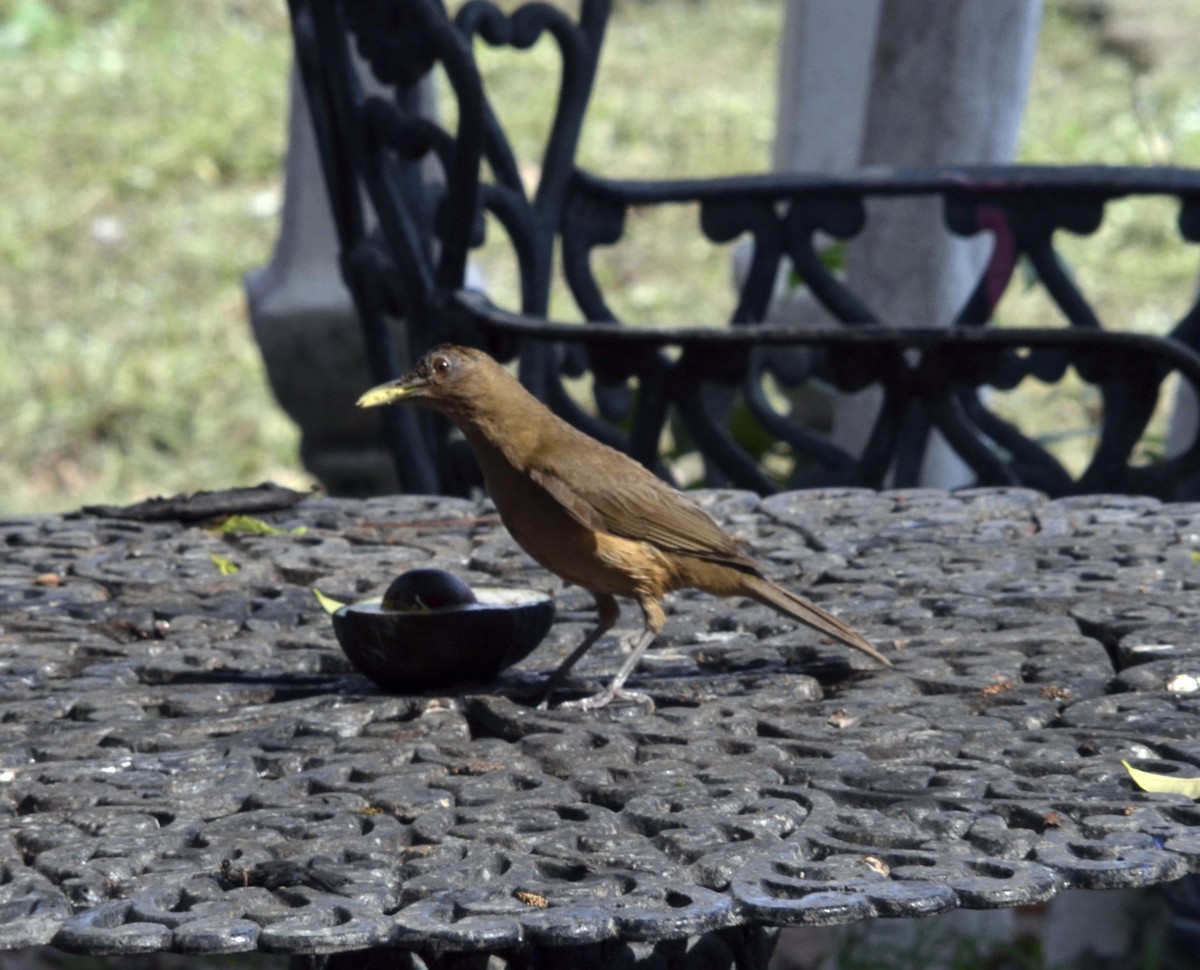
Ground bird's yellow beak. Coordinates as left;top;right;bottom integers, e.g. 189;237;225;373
357;381;419;408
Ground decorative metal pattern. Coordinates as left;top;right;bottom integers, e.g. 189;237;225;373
2;488;1200;965
287;0;1200;498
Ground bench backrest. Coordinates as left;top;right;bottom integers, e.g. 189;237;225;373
287;0;1200;499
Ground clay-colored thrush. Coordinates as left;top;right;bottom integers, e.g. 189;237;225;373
358;345;888;708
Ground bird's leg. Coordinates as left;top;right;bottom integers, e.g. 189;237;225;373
537;593;620;709
561;627;657;711
560;598;665;711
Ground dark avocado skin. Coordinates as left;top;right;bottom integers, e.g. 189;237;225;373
332;588;554;692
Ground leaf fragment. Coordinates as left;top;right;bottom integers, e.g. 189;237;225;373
313;588;345;614
1122;759;1200;799
210;553;240;576
209;514;306;536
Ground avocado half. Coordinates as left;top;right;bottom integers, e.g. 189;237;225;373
331;584;555;693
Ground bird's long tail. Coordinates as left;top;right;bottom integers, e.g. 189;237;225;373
743;575;891;667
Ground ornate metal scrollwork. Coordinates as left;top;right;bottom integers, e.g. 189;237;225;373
287;0;1200;499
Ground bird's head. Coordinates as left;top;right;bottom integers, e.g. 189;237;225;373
356;344;497;419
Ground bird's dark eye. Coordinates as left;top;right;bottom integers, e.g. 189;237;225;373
431;355;450;375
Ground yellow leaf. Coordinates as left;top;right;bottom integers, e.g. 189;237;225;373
1122;759;1200;798
210;553;240;576
313;588;345;614
209;515;306;537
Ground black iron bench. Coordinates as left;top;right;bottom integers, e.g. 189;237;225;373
285;0;1200;499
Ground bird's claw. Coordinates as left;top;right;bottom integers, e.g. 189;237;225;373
557;686;654;712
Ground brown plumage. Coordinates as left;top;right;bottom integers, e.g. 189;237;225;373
358;345;888;708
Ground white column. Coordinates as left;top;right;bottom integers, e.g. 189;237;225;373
771;0;882;174
772;0;1043;487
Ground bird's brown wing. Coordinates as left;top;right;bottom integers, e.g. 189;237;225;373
528;447;759;572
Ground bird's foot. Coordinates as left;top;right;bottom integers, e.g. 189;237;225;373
557;685;654;712
617;632;641;655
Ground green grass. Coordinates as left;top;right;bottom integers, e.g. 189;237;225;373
3;0;1200;513
0;0;297;513
1015;1;1200;328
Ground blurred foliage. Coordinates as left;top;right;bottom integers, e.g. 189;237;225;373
0;0;297;513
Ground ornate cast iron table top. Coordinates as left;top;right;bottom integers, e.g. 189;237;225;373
2;485;1200;958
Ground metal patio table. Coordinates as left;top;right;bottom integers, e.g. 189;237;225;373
2;485;1200;967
